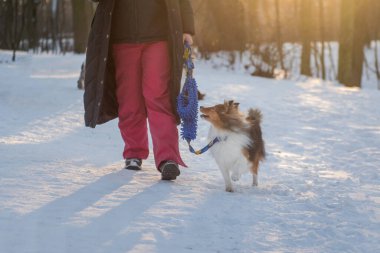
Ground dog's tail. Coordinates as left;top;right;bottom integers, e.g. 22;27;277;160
247;108;266;160
246;108;262;124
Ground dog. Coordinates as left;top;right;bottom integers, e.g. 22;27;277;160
200;100;265;192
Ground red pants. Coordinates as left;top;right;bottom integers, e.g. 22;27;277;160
112;41;186;168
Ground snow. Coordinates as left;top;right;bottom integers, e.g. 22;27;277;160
0;51;379;253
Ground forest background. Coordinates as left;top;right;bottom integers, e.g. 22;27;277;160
1;0;379;88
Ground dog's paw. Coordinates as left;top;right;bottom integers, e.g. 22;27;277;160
252;174;258;187
231;173;240;182
225;186;234;192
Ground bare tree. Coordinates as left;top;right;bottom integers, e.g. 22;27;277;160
25;0;40;51
318;0;326;80
9;0;28;61
71;0;94;53
300;0;312;76
274;0;285;74
338;0;368;87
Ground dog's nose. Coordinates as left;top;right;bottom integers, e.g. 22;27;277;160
200;106;204;109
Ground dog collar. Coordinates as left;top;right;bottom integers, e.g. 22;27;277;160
187;136;227;155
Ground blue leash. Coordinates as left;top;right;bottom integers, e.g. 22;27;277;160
177;42;225;155
187;137;227;155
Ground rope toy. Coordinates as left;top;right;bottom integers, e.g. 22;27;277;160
177;42;198;142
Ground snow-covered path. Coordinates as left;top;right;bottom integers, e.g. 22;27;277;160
0;52;379;253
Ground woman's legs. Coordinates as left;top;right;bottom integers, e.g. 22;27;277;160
141;41;186;168
113;43;149;160
113;41;186;169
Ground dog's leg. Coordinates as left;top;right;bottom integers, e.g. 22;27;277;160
220;167;233;192
251;159;259;187
231;171;240;182
252;173;258;187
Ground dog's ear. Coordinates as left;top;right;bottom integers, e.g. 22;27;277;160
223;100;230;111
229;100;236;108
225;100;238;113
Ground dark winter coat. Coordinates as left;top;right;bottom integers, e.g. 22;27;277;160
111;0;169;44
84;0;195;128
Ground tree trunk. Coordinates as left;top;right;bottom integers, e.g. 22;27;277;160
50;0;58;53
244;0;260;44
274;0;285;74
338;0;367;87
318;0;326;80
327;42;337;80
12;0;18;61
376;42;380;89
71;0;94;53
312;42;321;77
26;0;39;51
300;0;312;76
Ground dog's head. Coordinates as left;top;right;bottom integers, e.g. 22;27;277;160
200;100;242;130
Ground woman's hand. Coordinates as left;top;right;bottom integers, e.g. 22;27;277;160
183;33;193;45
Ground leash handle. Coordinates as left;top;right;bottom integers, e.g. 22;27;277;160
184;42;194;77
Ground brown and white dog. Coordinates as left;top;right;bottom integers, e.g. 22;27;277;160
200;100;266;192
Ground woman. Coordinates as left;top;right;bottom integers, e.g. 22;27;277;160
84;0;195;180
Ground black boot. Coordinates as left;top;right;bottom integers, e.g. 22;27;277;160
159;161;180;180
